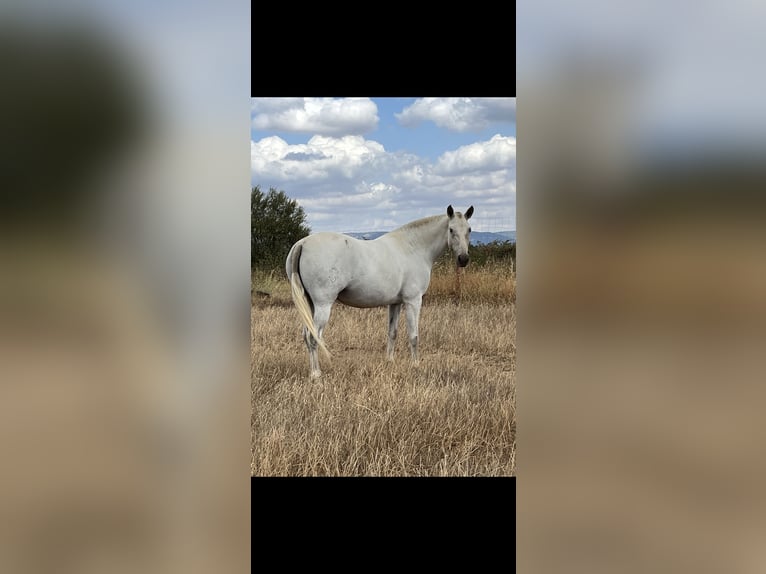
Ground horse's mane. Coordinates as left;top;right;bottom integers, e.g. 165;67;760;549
389;214;445;235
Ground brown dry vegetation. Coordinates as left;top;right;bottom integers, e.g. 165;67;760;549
251;264;515;476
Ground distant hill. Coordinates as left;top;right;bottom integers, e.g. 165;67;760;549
471;230;515;245
344;230;515;245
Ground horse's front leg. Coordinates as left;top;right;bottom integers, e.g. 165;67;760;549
403;297;422;364
387;303;402;360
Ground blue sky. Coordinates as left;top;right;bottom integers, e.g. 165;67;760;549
251;98;516;233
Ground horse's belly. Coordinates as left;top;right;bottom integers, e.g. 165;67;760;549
337;285;401;308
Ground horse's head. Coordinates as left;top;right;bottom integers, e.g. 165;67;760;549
446;205;474;267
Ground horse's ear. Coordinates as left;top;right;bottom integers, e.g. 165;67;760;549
447;205;454;218
465;206;474;220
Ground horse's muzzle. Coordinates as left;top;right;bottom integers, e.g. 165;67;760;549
457;254;469;267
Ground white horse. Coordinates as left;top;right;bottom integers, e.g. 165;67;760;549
285;205;474;378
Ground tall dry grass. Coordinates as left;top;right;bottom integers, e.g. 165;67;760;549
251;264;515;476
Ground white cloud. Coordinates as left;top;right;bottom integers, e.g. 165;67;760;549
251;98;379;135
251;134;515;233
251;135;386;181
395;98;516;132
298;182;400;211
435;135;516;175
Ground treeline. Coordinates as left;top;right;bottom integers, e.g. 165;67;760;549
251;185;310;272
469;240;516;266
434;239;516;270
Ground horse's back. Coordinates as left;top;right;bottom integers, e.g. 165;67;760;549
304;233;377;275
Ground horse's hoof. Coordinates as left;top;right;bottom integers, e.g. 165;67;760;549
309;371;322;380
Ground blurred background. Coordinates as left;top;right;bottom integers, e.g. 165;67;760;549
0;0;249;571
10;0;766;567
518;1;766;572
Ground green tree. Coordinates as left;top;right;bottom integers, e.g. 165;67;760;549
251;186;311;271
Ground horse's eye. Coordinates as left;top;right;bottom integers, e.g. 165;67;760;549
450;229;454;234
468;227;472;233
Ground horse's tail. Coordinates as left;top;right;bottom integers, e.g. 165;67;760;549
289;243;331;360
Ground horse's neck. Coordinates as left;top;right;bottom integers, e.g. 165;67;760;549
404;217;447;264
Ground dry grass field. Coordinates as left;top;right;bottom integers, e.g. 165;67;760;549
251;262;516;476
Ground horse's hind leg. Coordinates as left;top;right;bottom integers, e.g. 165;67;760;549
387;303;402;360
314;303;332;342
302;326;320;379
304;302;333;379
